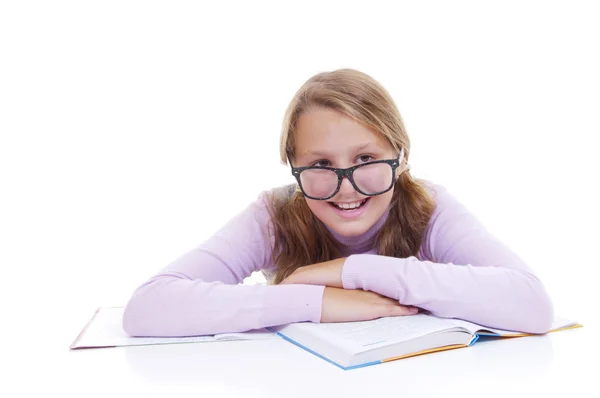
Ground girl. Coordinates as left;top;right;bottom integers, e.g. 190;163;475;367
123;69;553;337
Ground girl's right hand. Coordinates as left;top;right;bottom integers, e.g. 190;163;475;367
320;287;419;323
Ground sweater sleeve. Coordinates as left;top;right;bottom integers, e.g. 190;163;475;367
341;183;554;334
122;192;325;337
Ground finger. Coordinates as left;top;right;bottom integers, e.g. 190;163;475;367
371;294;408;306
384;304;419;317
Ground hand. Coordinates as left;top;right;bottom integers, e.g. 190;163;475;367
280;258;345;288
320;287;419;323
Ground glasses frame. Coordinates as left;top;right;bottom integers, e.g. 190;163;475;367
290;148;407;201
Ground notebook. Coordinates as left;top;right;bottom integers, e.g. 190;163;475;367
268;314;581;370
70;306;278;350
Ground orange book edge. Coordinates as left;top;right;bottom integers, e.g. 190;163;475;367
382;343;469;363
382;323;583;363
494;323;583;338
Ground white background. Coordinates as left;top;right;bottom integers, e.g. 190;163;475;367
1;0;599;395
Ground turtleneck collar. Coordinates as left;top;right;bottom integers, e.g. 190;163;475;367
324;205;391;255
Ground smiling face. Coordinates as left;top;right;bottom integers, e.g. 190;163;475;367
293;107;399;237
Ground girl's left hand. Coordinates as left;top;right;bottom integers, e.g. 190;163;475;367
280;258;347;288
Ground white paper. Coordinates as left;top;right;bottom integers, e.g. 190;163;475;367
307;314;455;351
70;307;279;349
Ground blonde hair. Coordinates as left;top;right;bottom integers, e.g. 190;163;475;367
269;69;435;284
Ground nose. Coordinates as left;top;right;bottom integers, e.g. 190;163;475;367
337;176;357;196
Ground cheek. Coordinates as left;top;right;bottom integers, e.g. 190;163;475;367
369;189;394;209
306;200;331;219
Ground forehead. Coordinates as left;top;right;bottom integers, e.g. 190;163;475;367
294;108;392;156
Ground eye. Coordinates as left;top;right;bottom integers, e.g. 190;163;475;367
357;154;374;164
311;159;331;167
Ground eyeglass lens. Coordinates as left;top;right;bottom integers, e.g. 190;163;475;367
299;163;392;199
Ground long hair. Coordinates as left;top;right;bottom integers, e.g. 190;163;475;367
268;69;436;284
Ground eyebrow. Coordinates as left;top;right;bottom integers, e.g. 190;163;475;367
305;142;374;157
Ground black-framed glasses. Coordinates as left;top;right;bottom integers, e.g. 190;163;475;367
291;148;406;200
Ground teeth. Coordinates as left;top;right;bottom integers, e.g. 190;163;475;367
334;200;365;209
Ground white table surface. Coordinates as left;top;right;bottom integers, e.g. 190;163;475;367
18;321;595;398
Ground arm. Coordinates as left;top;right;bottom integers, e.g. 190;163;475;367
122;192;325;337
342;183;554;334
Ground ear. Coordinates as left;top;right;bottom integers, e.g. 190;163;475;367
396;147;410;177
395;161;410;180
402;162;411;174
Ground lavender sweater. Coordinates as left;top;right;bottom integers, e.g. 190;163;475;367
122;180;554;337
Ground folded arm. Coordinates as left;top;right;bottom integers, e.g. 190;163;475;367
122;193;324;337
342;185;554;334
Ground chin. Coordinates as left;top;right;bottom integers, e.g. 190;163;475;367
328;222;372;237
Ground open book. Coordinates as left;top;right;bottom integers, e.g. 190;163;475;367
269;314;581;370
70;307;278;350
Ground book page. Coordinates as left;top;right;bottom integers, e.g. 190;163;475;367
447;316;579;336
305;314;459;353
474;316;579;336
70;307;278;349
446;318;485;334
